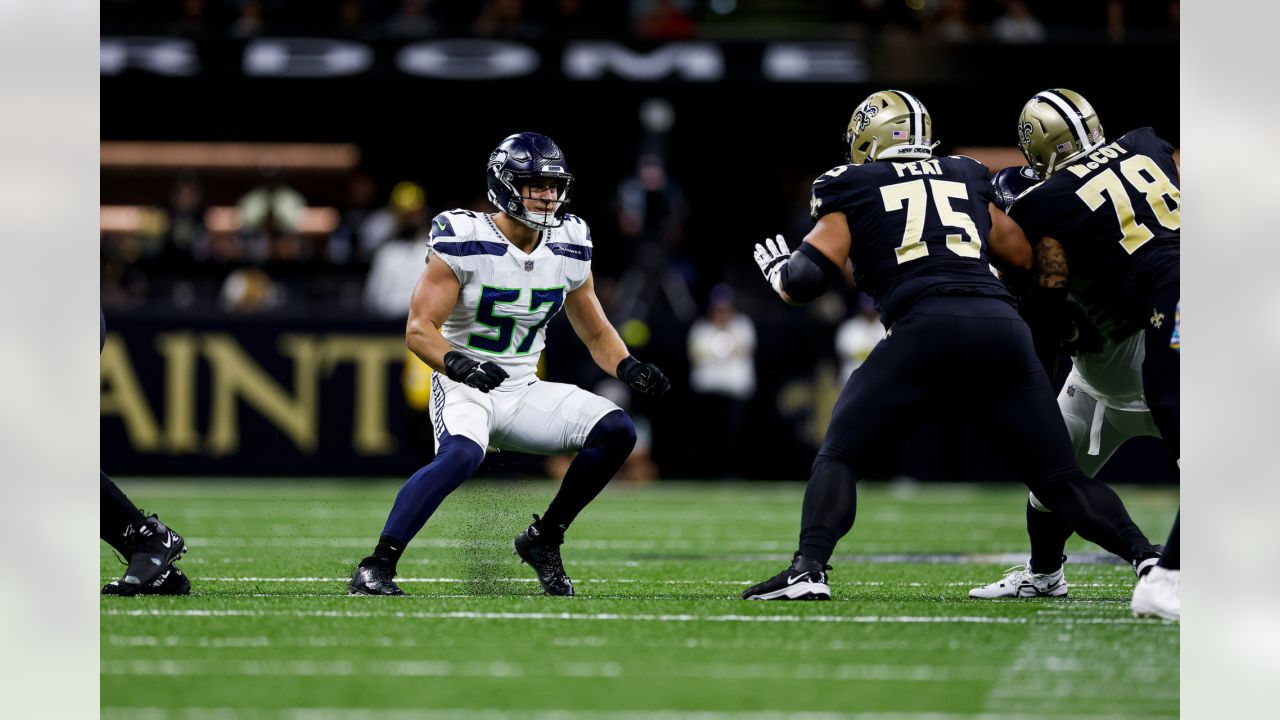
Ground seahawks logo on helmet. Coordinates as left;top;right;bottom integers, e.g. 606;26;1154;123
484;132;575;230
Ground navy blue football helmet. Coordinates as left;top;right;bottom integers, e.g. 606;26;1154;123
990;165;1041;213
486;132;574;229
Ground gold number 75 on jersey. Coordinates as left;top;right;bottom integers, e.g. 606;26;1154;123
1074;155;1180;254
880;179;982;264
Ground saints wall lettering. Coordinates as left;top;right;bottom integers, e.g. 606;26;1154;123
101;329;406;460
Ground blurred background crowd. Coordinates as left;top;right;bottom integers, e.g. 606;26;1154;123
100;1;1179;482
102;0;1180;43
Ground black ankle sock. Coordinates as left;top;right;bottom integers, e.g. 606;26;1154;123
1027;499;1073;574
532;514;566;542
1157;512;1179;570
101;471;144;555
373;535;405;567
797;460;858;566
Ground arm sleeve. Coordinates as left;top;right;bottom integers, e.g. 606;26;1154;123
780;242;840;304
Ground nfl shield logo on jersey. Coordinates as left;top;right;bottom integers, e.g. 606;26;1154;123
524;260;535;272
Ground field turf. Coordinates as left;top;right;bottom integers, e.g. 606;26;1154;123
101;479;1179;719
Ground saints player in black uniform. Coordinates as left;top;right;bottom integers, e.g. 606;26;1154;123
996;89;1180;619
741;90;1158;601
100;310;190;596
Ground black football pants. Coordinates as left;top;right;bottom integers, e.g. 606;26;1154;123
798;295;1155;565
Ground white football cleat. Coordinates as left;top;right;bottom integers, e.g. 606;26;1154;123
1131;566;1179;621
969;562;1068;599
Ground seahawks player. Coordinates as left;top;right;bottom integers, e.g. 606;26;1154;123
969;163;1163;599
349;132;670;597
970;90;1180;612
100;310;189;596
742;90;1158;601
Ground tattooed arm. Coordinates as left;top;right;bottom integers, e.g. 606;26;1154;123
1020;236;1074;378
1034;236;1069;289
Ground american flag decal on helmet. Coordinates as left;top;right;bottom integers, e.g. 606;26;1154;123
892;130;909;139
1056;141;1074;153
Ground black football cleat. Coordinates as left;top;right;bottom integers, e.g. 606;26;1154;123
742;553;832;600
514;514;574;597
103;565;191;596
113;514;186;594
348;556;404;596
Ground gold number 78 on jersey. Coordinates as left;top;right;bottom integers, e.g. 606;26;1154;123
1074;155;1180;255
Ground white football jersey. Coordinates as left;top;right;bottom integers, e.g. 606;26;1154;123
427;209;593;383
1070;330;1146;409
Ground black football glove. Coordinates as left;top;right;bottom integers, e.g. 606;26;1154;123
1060;303;1104;357
617;355;671;397
443;351;508;392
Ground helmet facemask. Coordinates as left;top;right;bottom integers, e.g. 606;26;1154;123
498;171;573;230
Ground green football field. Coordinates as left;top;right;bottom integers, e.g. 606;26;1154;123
101;479;1179;719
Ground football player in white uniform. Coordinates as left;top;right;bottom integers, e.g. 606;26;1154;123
349;133;670;597
971;90;1179;600
968;327;1163;599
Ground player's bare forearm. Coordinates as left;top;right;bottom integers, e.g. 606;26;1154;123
988;203;1032;273
406;318;454;371
1033;236;1069;288
802;213;852;271
565;273;631;374
584;326;631;376
406;258;462;372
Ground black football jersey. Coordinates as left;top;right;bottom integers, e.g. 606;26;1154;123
1008;127;1180;340
809;155;1011;326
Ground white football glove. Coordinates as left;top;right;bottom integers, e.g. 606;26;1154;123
753;234;791;295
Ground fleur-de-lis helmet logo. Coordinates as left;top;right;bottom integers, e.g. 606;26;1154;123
853;104;879;134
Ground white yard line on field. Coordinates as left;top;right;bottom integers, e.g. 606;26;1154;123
102;608;1159;625
101;706;1164;720
134;539;1133;567
183;576;1134;589
103;658;1160;685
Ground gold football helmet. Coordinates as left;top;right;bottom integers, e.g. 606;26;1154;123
1017;88;1105;177
844;90;936;165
